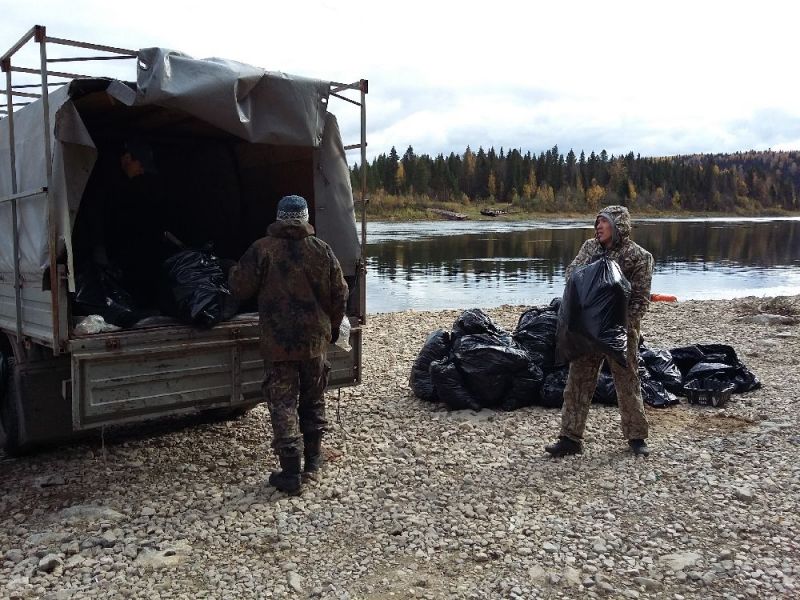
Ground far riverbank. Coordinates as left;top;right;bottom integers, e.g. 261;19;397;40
356;202;800;222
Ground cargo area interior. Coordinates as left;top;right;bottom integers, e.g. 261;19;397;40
68;88;356;332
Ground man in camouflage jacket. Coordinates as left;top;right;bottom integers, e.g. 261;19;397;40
546;205;654;457
229;195;349;493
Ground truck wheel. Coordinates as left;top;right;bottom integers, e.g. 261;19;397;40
0;355;26;455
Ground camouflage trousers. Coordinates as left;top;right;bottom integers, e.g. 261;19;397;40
560;323;649;442
262;355;330;458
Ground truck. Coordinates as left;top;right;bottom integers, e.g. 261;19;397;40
0;26;368;454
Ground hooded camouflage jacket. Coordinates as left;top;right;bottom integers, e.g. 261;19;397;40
229;219;349;361
565;205;654;324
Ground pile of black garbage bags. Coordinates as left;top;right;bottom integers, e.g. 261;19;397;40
410;301;760;411
74;245;238;329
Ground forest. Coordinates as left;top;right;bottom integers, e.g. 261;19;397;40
350;147;800;215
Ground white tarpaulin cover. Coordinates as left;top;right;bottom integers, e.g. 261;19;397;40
0;48;360;285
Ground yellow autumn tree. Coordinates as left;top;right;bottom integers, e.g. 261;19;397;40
463;147;476;197
521;168;537;200
487;171;497;200
585;179;605;211
395;162;405;193
627;179;637;201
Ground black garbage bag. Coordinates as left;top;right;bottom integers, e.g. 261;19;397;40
429;358;482;411
452;308;507;338
641;378;680;408
730;367;761;393
670;344;761;393
513;302;560;370
592;361;618;405
74;262;141;328
640;346;684;394
501;363;545;411
162;246;239;327
410;329;452;402
669;344;736;375
539;366;570;408
452;333;531;406
686;362;738;382
556;256;631;367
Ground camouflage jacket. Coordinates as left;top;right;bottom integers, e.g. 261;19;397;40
565;205;654;324
229;219;349;361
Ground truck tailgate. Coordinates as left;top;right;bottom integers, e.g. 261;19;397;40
68;319;360;430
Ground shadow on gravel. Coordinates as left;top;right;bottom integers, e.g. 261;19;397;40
0;407;255;462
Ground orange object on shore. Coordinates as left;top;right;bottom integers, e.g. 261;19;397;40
650;293;678;302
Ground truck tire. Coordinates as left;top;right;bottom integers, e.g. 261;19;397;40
0;355;27;455
0;350;7;449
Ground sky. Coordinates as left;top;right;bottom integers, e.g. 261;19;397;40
3;0;799;165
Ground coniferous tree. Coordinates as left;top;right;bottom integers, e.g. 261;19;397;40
352;146;799;214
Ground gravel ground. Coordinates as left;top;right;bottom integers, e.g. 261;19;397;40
1;295;799;599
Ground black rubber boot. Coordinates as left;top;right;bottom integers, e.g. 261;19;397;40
629;439;650;457
544;436;583;457
303;432;323;474
268;455;302;494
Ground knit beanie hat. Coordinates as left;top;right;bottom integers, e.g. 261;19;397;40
276;195;309;222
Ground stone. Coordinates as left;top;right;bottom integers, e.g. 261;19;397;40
734;487;756;503
633;577;661;590
25;532;72;546
527;564;547;582
64;555;85;569
134;544;190;569
37;553;63;573
562;567;582;586
57;505;125;524
659;552;702;571
4;548;25;563
287;571;303;593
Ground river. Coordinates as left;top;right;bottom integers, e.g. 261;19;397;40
364;217;800;313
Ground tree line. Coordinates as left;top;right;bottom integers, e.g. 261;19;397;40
350;146;800;212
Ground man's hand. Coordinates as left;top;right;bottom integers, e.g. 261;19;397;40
330;328;340;345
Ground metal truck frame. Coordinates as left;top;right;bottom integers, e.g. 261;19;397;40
0;25;368;453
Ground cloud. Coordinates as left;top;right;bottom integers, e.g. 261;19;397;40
4;0;800;164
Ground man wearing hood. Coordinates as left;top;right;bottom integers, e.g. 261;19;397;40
229;195;349;494
545;205;654;457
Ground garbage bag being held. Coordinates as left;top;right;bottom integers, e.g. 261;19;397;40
556;255;632;367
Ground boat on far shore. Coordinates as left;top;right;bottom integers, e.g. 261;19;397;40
427;208;467;220
480;208;507;217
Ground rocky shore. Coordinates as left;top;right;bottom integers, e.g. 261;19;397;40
2;296;799;599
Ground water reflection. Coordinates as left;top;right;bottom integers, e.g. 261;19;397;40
366;218;800;313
